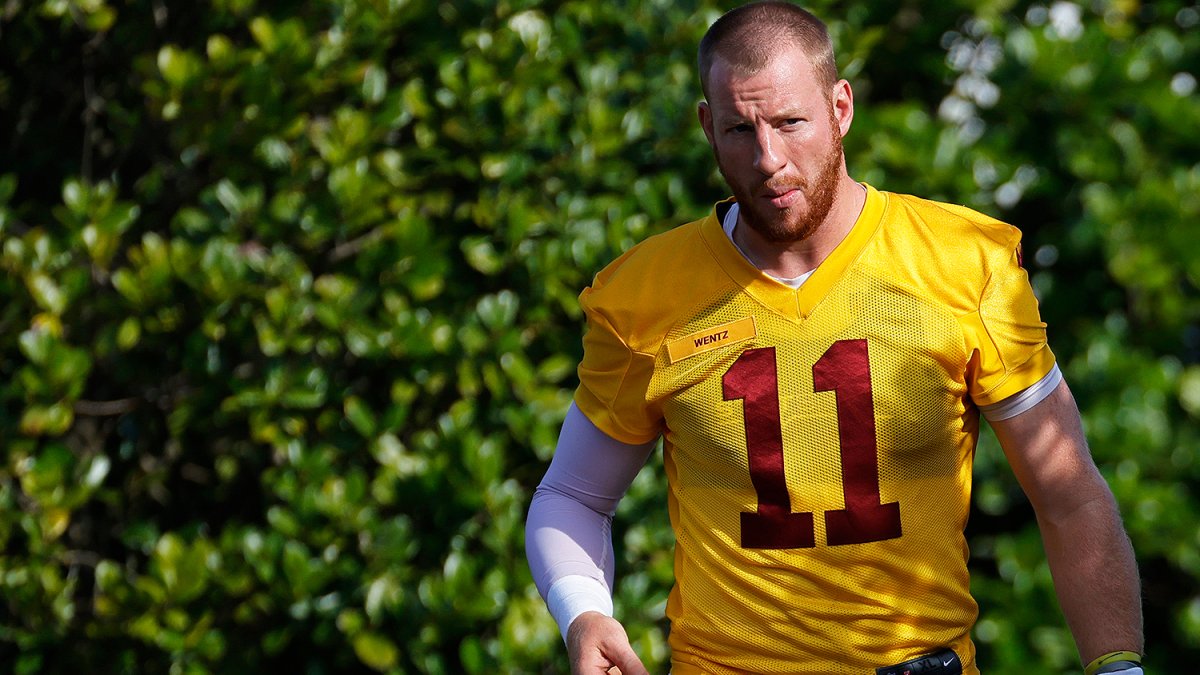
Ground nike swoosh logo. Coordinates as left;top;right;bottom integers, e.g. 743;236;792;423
943;658;954;666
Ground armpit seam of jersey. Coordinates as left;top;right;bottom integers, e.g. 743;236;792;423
956;306;1016;403
963;243;1016;402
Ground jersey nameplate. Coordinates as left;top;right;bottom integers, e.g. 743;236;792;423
666;317;757;364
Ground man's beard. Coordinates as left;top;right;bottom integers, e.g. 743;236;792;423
718;120;844;244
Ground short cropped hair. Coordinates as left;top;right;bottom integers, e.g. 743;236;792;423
698;1;838;101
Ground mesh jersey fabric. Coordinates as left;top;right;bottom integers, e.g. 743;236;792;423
573;184;1055;674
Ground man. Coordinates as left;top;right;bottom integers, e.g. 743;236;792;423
525;3;1144;673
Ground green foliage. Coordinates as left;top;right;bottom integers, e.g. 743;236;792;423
0;0;1196;672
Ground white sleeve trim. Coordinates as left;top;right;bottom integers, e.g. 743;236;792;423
979;363;1063;422
545;574;614;641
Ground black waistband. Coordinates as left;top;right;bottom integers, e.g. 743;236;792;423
876;647;963;675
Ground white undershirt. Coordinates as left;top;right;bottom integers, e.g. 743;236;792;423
722;202;815;288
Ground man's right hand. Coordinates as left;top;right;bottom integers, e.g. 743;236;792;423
566;611;650;675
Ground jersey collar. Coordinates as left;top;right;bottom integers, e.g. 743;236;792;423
701;183;887;322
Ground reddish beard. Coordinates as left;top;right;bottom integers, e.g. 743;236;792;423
717;117;844;244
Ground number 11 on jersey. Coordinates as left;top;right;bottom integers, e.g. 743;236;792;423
722;340;902;550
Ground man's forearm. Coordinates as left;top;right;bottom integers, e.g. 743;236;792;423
1036;490;1143;664
525;404;658;639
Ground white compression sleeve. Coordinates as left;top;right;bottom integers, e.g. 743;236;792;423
525;403;657;638
979;363;1063;422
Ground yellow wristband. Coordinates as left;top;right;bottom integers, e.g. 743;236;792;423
1084;651;1142;675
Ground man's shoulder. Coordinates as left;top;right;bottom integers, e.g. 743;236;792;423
867;190;1029;304
884;191;1021;248
580;208;731;341
588;207;720;296
591;212;713;287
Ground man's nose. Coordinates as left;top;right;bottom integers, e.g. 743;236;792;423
753;127;786;176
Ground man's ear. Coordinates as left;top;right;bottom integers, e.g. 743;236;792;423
831;79;854;137
698;101;716;147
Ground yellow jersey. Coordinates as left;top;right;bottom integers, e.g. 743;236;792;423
574;184;1054;674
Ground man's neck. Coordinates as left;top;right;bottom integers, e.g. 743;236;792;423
733;178;867;279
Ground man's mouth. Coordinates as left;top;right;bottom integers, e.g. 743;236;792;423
765;187;801;208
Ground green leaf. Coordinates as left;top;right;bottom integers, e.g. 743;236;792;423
95;560;122;592
344;396;377;437
1180;366;1200;417
157;45;199;88
336;608;364;635
83;202;139;267
111;268;145;306
0;173;15;204
362;63;387;104
26;272;66;315
352;632;399;671
62;179;86;215
462;237;504;275
372;434;426;477
215;179;246;216
476;290;519;330
82;5;116;31
249;17;278;52
206;34;234;65
83;455;111;490
19;403;74;437
18;326;54;365
117;317;141;350
19;444;74;501
282;541;311;591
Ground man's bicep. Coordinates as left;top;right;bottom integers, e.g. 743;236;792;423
540;403;658;514
989;378;1109;517
962;238;1056;407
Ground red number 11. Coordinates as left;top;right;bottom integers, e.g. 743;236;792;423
722;340;902;550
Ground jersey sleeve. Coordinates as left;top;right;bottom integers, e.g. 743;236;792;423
574;278;663;445
960;241;1057;407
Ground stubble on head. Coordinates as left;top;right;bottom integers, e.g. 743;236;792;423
698;2;838;103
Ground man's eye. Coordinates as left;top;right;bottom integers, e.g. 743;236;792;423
730;124;752;133
783;118;803;126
